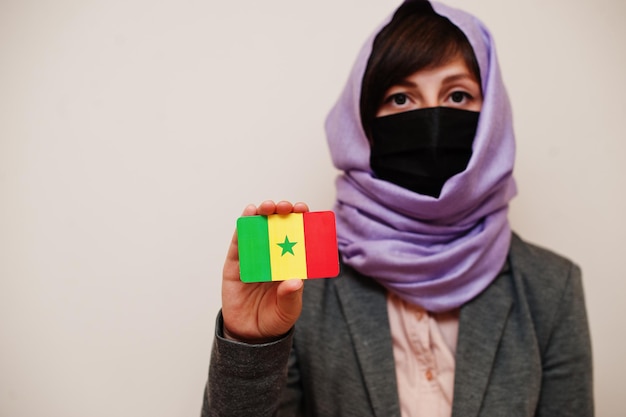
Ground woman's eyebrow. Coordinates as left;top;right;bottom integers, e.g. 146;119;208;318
388;79;417;89
441;73;478;85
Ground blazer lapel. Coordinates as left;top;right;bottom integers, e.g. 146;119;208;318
451;267;513;417
334;269;401;417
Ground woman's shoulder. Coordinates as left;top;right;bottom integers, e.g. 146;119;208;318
508;232;581;287
507;232;585;334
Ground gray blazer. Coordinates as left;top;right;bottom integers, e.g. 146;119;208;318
203;233;593;416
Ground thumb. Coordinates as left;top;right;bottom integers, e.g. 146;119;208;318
275;279;304;325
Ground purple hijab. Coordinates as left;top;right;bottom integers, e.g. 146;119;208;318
325;1;517;313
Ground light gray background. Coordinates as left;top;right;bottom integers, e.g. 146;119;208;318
1;0;624;416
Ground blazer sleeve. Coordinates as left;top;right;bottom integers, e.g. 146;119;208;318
535;263;594;416
200;312;299;417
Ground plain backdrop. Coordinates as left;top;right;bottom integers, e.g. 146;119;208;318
1;0;624;416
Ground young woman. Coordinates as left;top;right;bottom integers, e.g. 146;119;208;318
202;1;593;416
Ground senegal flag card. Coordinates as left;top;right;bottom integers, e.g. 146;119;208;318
237;211;340;283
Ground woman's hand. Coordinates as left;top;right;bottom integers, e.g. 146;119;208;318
221;200;308;343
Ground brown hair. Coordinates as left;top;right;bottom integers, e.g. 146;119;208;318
360;0;481;141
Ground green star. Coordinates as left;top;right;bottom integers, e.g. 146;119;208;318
277;235;297;256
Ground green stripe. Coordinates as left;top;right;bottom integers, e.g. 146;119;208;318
237;216;272;282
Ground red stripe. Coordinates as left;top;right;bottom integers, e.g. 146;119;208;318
303;211;339;278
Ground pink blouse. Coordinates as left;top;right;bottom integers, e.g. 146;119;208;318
387;292;460;417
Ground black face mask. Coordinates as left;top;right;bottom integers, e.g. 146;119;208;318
370;107;479;198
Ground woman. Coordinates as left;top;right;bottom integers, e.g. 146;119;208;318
202;1;593;416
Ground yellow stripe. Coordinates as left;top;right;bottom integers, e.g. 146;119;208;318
268;213;307;281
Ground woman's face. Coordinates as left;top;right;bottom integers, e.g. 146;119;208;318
376;55;483;117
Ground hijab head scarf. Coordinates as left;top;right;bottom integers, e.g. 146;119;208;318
325;0;517;313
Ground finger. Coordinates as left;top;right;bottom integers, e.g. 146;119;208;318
257;200;277;215
275;200;295;214
225;227;239;261
241;204;257;217
293;202;309;213
275;279;304;321
222;224;244;279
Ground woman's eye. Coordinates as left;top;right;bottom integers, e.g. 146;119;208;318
450;91;469;103
391;94;408;105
